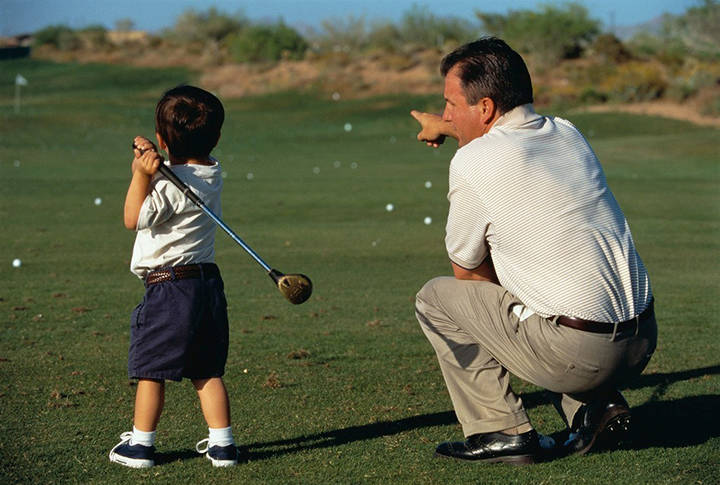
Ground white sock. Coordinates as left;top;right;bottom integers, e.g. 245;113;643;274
208;426;234;447
131;426;156;447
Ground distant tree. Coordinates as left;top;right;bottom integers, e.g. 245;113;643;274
115;18;135;32
476;2;600;62
228;22;307;62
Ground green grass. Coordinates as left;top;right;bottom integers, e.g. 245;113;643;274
1;59;718;484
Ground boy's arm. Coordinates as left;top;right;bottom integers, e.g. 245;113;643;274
124;141;163;230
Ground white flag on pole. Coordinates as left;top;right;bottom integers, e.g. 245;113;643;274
15;74;28;86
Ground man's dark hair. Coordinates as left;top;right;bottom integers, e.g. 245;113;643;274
155;85;224;161
440;37;533;113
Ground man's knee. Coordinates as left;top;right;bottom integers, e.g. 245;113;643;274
416;277;454;313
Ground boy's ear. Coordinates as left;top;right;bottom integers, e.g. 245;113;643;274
155;132;167;151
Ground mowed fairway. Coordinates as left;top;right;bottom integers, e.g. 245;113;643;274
1;60;718;484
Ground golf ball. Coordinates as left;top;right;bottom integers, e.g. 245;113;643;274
351;162;358;169
344;123;353;132
94;197;102;206
424;216;432;225
12;258;21;268
332;92;341;101
385;203;394;212
13;160;20;168
246;172;254;180
333;161;341;168
424;181;432;189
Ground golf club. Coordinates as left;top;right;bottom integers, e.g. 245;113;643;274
132;142;312;304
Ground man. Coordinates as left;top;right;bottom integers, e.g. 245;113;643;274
410;37;657;465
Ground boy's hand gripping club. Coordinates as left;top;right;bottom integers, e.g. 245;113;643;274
132;142;312;304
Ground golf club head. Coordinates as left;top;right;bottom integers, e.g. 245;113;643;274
269;269;313;304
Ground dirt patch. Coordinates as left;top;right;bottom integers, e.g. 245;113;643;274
578;100;720;128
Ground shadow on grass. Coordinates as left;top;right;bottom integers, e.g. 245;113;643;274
154;449;200;465
242;364;719;461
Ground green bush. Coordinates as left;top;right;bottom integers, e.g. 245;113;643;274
33;25;80;50
477;2;600;63
228;23;308;62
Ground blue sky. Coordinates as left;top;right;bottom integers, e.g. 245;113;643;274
0;0;701;37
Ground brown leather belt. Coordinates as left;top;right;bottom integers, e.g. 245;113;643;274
145;263;219;286
555;300;654;334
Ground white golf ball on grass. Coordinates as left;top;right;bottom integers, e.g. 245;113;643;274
94;197;102;206
424;217;432;225
12;258;22;268
385;203;394;212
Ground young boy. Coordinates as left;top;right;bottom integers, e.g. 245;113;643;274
109;85;237;468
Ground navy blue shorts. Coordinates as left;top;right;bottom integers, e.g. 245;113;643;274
128;263;229;382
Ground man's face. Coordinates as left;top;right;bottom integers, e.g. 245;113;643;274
442;66;488;147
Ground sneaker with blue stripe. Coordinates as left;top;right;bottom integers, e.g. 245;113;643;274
109;432;155;468
196;438;238;467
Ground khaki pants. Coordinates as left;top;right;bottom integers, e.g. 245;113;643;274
415;277;657;437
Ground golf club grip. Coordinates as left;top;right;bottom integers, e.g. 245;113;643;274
157;164;204;206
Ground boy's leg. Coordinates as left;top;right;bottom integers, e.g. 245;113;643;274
193;377;237;467
109;378;164;468
134;378;165;431
192;377;230;428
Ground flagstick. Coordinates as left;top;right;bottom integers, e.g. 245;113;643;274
14;82;20;114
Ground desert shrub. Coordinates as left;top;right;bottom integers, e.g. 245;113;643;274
666;59;720;101
77;25;108;49
228;23;308;63
165;7;246;45
589;33;632;63
477;2;600;63
33;25;80;50
700;93;720;116
308;16;369;54
665;0;720;59
601;62;667;102
398;5;476;49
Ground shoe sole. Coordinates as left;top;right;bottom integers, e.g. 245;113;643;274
576;407;631;455
205;452;238;467
434;451;536;465
109;451;154;468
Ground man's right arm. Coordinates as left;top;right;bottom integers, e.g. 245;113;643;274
410;110;458;148
451;259;498;284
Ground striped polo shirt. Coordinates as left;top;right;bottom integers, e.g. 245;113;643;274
445;104;652;322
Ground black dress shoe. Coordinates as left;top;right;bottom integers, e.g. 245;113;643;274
435;430;540;465
564;390;631;455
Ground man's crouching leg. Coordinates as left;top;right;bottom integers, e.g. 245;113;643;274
415;277;547;464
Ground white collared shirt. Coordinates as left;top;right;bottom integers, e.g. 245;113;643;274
130;160;223;279
445;104;652;322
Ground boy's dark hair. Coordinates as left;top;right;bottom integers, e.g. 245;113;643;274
440;37;533;113
155;85;224;161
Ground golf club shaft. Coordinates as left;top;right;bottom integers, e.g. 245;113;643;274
157;164;272;273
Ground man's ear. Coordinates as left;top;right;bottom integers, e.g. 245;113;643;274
478;97;498;126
